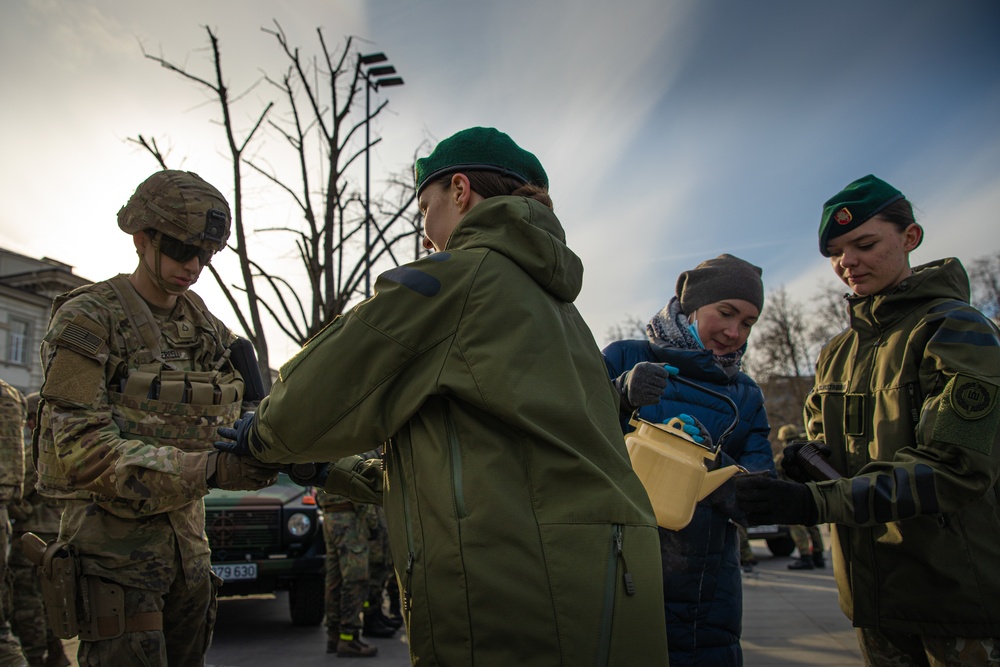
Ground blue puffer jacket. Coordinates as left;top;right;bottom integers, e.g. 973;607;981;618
603;339;774;667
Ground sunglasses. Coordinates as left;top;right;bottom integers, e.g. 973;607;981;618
154;232;215;266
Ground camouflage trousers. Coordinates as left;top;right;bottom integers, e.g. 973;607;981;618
366;507;395;609
77;563;219;667
735;523;754;563
0;513;27;667
857;627;1000;666
323;509;370;637
790;524;823;555
9;531;57;661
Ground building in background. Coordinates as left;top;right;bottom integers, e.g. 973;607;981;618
0;247;90;393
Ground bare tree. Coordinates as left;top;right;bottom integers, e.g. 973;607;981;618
132;23;421;384
604;315;646;346
809;281;851;350
743;287;811;384
967;252;1000;325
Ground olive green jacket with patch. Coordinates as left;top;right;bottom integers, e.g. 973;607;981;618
254;196;669;666
805;258;1000;636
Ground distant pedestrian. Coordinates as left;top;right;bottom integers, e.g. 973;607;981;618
735;174;1000;666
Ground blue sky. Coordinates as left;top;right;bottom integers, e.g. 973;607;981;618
2;0;998;362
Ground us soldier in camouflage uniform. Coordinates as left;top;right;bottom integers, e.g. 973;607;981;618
0;378;27;667
34;170;279;667
318;490;377;658
363;504;403;636
9;392;69;667
736;175;1000;666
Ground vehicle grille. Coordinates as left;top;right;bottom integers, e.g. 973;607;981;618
206;508;281;550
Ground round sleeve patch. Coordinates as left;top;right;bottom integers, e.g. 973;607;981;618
951;375;996;420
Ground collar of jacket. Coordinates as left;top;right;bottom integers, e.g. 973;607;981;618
446;196;584;303
847;257;970;330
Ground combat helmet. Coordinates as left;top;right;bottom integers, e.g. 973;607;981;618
777;424;804;442
118;170;231;253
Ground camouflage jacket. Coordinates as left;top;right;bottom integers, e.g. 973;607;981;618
0;379;25;506
12;431;63;534
805;258;1000;635
37;275;241;591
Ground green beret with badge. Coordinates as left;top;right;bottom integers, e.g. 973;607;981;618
414;126;548;197
818;174;911;256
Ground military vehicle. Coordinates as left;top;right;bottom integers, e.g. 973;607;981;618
205;473;326;626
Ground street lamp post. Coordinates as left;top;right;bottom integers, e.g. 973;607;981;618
359;52;404;298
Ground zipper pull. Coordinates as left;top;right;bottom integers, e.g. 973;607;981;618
404;551;415;612
615;526;635;596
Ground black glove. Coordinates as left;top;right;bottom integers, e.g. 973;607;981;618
614;362;679;410
733;474;818;526
781;440;834;483
215;411;258;458
287;462;330;488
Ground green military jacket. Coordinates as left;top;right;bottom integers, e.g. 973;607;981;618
37;277;241;591
254;196;669;665
805;258;1000;636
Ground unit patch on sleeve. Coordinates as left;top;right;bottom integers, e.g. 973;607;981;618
951;375;996;421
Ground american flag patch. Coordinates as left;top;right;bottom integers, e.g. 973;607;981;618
58;319;105;357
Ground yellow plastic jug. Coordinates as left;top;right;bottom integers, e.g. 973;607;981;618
626;416;740;530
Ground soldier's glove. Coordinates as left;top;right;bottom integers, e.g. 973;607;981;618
613;362;679;411
7;498;34;522
324;455;384;506
286;462;330;488
733;474;818;527
207;451;280;491
781;440;836;483
215;411;260;458
703;450;748;527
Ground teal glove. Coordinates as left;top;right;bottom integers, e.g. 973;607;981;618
674;413;712;447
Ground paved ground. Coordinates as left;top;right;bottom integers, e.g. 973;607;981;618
49;534;862;666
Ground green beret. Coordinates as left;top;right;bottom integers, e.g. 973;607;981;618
414;127;548;197
818;174;904;256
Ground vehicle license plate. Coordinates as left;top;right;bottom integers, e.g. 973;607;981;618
747;524;779;535
211;563;258;581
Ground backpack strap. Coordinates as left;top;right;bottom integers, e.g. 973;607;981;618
107;275;165;365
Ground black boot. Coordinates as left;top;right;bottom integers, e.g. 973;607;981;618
363;612;398;638
787;555;815;570
812;550;826;568
337;635;378;658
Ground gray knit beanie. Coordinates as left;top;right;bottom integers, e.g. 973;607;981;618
676;254;764;314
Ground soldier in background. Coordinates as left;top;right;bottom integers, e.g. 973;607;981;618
0;378;27;667
363;505;403;637
318;489;379;658
34;170;278;666
9;392;70;667
773;424;824;571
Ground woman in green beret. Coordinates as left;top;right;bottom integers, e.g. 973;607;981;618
735;174;1000;665
219;127;670;665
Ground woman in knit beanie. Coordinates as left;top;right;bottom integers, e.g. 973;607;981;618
602;253;775;667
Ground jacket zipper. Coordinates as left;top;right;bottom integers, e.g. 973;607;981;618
445;406;468;518
596;524;635;666
387;438;417;612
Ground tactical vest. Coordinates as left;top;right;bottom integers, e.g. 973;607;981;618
35;275;244;517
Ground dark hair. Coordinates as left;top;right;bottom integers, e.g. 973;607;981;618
433;171;553;209
878;198;916;232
